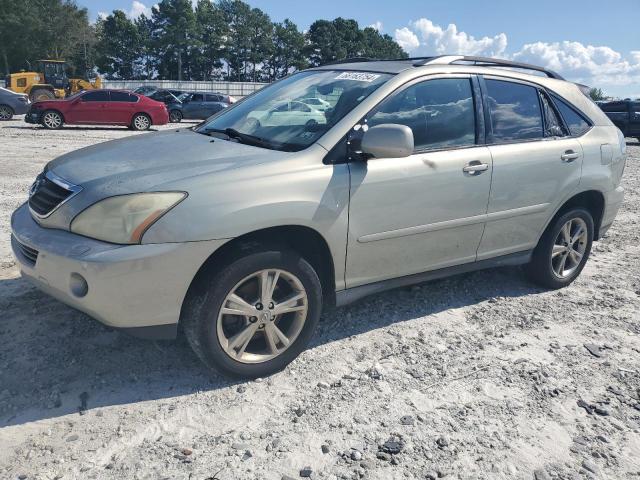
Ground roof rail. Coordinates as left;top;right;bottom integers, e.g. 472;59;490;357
416;55;564;80
322;57;377;66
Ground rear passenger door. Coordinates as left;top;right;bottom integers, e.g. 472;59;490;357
202;94;224;117
109;91;138;124
346;75;493;287
476;77;585;260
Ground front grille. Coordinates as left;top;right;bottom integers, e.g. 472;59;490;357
28;173;75;217
12;235;38;266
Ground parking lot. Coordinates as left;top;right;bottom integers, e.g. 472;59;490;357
0;118;639;479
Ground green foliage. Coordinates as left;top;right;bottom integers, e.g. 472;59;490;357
2;0;408;82
588;87;606;102
0;0;96;78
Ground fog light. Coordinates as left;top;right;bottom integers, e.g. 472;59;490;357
69;273;88;298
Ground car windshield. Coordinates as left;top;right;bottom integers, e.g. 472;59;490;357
195;70;392;152
177;92;192;102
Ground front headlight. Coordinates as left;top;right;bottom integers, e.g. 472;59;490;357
70;192;186;244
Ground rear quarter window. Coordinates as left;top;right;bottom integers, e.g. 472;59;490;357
551;94;592;137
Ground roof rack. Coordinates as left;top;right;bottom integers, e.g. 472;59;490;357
322;57;378;66
415;55;564;80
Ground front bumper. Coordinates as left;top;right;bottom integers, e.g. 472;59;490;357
11;203;228;339
25;108;41;124
13;100;30;115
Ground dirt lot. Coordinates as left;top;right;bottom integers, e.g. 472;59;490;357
0;117;639;480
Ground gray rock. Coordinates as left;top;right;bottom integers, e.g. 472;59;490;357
582;460;599;474
317;381;330;389
533;469;551;480
66;434;79;442
380;438;403;455
300;466;313;477
351;450;362;461
584;344;603;358
436;436;449;448
425;471;438;480
321;444;330;454
400;415;415;426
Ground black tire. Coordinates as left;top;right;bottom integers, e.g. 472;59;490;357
182;247;323;378
30;88;55;102
525;207;594;289
131;113;151;131
169;109;183;123
0;104;14;120
40;110;64;129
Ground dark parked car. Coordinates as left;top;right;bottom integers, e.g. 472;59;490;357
25;89;169;130
167;92;229;122
599;100;640;141
0;86;31;120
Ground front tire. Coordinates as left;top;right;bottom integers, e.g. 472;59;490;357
182;248;323;378
0;104;13;120
131;113;151;131
525;208;594;289
30;88;55;102
41;110;63;129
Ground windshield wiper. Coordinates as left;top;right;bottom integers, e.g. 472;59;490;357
202;127;273;148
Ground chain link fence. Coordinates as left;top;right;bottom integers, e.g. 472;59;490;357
102;80;268;98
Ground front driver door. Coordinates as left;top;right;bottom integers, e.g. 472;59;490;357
69;90;109;123
346;75;493;288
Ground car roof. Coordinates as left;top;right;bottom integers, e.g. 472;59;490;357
311;55;565;79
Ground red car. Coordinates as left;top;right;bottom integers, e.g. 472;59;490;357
25;89;169;131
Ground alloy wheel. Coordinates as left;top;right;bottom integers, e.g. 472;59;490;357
0;106;12;120
133;115;150;130
216;269;308;364
42;112;62;129
551;217;588;278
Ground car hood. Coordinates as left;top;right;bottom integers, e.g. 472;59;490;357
47;128;283;195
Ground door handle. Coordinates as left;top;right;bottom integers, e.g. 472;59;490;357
561;150;580;162
463;162;489;174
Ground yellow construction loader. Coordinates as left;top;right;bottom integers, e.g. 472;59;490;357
5;60;102;102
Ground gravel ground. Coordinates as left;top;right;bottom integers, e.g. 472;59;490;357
0;117;639;480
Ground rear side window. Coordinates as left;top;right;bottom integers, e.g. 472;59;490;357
485;79;543;142
368;77;476;151
191;93;204;102
551;95;591;137
110;91;136;102
540;92;567;137
82;91;109;102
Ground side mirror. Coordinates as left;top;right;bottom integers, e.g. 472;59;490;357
361;124;414;159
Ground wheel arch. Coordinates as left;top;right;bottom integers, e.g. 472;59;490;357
545;190;606;240
131;111;152;125
180;225;337;328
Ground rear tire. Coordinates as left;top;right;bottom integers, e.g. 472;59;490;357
0;104;13;120
30;89;55;102
525;208;594;289
182;247;323;378
131;113;151;131
169;109;182;123
41;110;63;129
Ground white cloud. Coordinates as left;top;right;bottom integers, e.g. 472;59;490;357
368;21;383;32
396;18;507;57
394;17;640;97
514;41;640;89
97;11;108;20
394;27;420;51
129;1;151;19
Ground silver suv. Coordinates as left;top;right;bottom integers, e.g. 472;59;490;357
11;56;626;377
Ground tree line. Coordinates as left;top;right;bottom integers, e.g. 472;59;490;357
0;0;407;83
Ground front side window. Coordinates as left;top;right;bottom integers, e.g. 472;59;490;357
551;94;592;137
82;91;109;102
485;79;543;142
191;93;204;102
196;70;392;152
367;77;476;151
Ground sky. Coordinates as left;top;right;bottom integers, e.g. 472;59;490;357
81;0;640;98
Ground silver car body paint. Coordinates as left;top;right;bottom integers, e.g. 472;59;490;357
11;60;626;335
